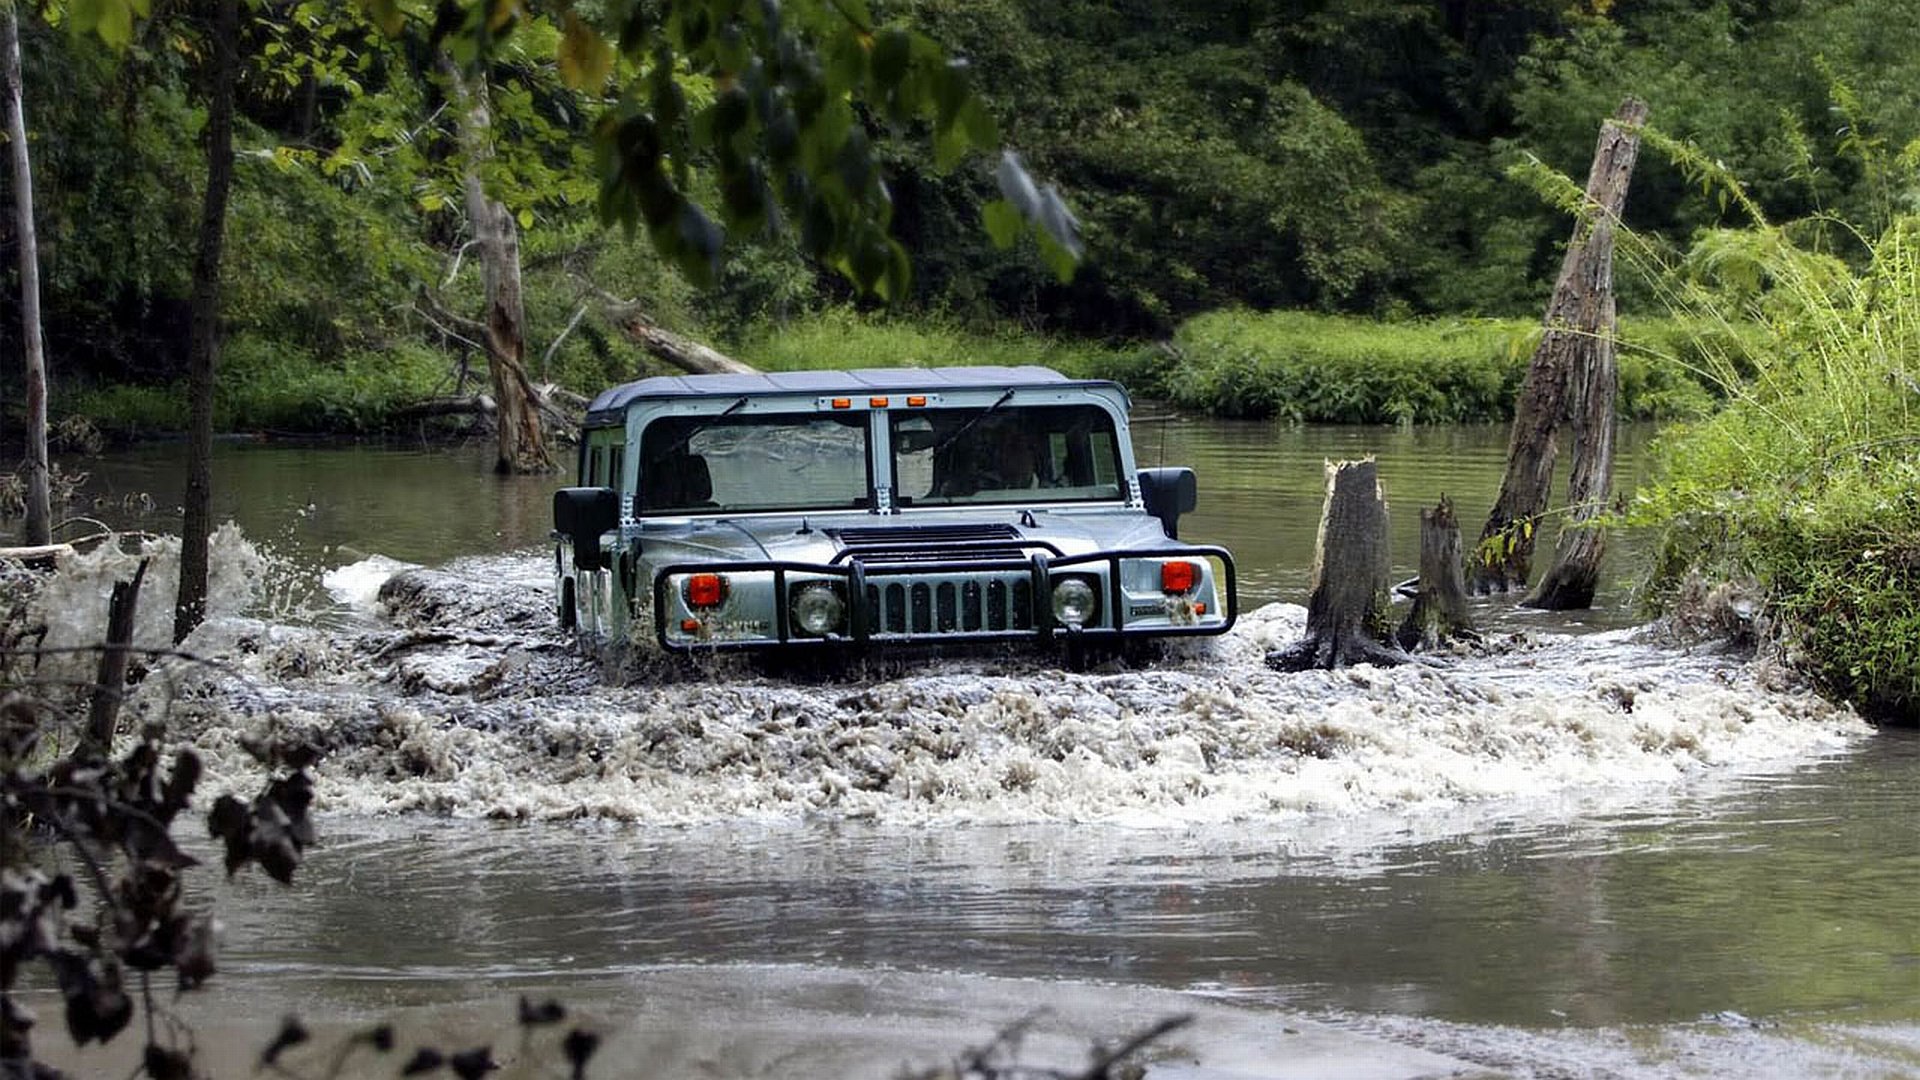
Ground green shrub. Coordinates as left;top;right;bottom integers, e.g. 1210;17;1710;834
1634;205;1920;721
213;337;449;432
1152;310;1716;424
63;338;451;436
61;384;191;436
733;309;1136;383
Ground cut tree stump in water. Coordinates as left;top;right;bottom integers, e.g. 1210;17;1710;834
1397;496;1479;652
1267;459;1410;671
87;556;149;755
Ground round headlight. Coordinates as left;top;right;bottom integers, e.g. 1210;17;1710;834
1050;577;1099;628
791;582;847;636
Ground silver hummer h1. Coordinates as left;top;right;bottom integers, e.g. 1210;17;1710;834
551;366;1235;659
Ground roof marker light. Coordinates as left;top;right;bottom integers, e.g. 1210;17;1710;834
869;396;890;408
907;395;927;407
831;398;852;409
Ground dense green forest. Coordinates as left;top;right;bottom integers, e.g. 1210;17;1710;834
4;0;1920;416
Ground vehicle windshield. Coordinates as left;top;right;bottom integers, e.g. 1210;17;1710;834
638;413;870;514
892;404;1126;507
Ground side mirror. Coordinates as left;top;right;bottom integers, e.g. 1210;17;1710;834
554;487;620;571
1137;467;1197;539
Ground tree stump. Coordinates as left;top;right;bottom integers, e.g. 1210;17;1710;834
1267;459;1408;671
1472;97;1647;596
1397;496;1479;651
88;556;149;755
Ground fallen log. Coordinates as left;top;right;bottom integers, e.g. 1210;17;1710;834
1397;496;1479;652
593;289;758;376
1268;458;1410;671
392;394;497;421
0;542;72;569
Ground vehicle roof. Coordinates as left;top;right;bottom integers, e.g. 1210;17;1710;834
583;366;1126;427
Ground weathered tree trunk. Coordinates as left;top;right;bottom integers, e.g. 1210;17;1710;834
1398;496;1478;651
1524;322;1618;610
1267;459;1408;671
1472;97;1648;596
2;7;49;548
88;557;149;755
598;292;757;375
174;0;238;644
443;56;553;475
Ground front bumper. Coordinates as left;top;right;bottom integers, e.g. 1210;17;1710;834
651;546;1237;651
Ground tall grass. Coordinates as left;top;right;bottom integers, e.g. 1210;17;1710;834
733;306;1718;424
1146;309;1715;424
63;336;451;436
1615;131;1920;720
732;309;1136;379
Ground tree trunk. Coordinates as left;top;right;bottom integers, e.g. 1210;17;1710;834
1472;97;1648;596
174;0;238;644
605;301;758;375
443;56;553;475
1267;458;1408;671
1524;316;1619;610
2;7;49;547
1398;496;1478;651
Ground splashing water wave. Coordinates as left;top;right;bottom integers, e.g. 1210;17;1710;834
34;542;1860;825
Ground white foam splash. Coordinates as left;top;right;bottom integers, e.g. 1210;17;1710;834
111;554;1870;828
29;523;268;671
321;554;417;614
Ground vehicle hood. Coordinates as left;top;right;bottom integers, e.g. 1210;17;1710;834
635;508;1177;567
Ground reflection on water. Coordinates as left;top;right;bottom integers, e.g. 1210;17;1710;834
194;731;1917;1043
34;439;560;565
1136;417;1658;618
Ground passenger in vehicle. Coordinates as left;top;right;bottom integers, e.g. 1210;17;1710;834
962;422;1049;493
644;447;713;510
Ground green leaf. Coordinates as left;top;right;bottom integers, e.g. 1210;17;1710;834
557;12;614;90
516;207;534;229
673;201;723;287
871;27;910;91
981;199;1021;249
829;0;873;33
825;26;867;94
881;236;910;303
932;122;968;172
1037;231;1078;284
958;96;996;150
359;0;404;36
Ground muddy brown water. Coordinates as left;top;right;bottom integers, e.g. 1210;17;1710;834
16;420;1920;1078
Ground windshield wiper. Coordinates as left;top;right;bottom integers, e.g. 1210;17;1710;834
649;395;749;468
929;389;1016;457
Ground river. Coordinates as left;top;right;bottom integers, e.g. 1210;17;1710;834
11;420;1918;1078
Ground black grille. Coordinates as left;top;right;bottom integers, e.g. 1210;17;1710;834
863;574;1033;637
829;523;1031;566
